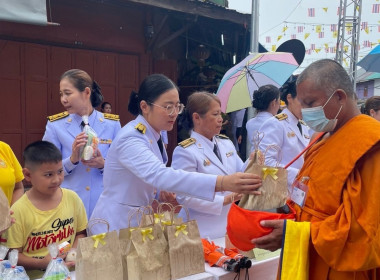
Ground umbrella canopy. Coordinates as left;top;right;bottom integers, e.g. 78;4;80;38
216;52;299;113
358;44;380;73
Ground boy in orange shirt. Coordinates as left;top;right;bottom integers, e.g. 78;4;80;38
7;141;87;279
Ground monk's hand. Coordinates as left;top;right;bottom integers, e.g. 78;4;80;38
217;173;262;195
251;219;285;251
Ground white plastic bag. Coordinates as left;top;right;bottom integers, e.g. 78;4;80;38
42;243;70;280
2;249;29;280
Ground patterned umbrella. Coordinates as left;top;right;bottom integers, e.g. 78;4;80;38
358;44;380;73
216;52;299;113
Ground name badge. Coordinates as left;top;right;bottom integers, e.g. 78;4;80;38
290;177;309;207
226;151;234;157
203;158;211;166
99;139;112;144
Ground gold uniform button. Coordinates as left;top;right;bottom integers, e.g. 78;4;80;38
86;168;91;172
85;186;90;191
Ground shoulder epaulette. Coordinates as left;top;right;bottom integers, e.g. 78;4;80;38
47;111;69;122
178;138;196;148
275;113;288;121
299;119;307;126
103;113;120;121
135;123;146;134
216;134;229;139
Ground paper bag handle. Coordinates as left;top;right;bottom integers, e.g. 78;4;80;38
87;218;110;236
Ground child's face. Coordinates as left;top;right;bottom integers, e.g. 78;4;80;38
24;161;64;195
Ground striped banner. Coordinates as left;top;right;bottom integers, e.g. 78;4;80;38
308;8;315;17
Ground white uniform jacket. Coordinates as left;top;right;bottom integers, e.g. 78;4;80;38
90;115;218;233
246;111;273;150
43;110;121;217
258;108;310;188
171;131;243;239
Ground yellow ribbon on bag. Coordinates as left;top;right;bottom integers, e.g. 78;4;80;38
162;220;172;226
175;224;188;237
154;213;164;224
141;228;154;242
92;233;106;248
262;167;278;180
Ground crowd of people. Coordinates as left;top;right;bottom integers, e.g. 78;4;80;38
1;58;380;279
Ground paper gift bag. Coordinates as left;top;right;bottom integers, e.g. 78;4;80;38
127;223;170;280
76;219;123;280
0;188;11;233
166;205;205;279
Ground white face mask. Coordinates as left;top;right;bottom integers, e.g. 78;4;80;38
301;91;343;132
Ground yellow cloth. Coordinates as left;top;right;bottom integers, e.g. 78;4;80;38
7;188;87;279
294;115;380;279
0;141;24;205
280;220;310;280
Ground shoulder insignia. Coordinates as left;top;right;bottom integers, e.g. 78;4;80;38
47;111;69;122
299;119;307;126
103;113;120;121
135;123;146;134
216;134;229;139
275;113;288;121
178;138;196;148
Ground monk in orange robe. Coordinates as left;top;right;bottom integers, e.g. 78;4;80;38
251;59;380;279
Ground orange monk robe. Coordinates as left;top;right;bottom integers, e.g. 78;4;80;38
294;115;380;279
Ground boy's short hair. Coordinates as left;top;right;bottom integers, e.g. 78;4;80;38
23;141;62;168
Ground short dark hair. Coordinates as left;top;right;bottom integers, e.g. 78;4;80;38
252;85;280;111
101;102;111;110
180;91;221;130
61;69;104;107
128;74;178;116
23;141;62;168
280;75;298;105
364;96;380;115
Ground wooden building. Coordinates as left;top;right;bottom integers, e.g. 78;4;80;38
0;0;251;161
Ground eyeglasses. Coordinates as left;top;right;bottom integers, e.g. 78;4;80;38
150;103;185;115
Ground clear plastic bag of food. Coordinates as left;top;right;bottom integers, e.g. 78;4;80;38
81;115;99;160
42;243;71;280
2;249;29;280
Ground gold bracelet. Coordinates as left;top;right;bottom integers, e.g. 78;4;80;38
220;176;225;192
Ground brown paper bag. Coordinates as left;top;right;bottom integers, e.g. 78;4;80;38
127;222;170;280
76;219;123;280
166;205;205;279
0;189;11;233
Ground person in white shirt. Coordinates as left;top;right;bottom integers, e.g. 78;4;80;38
246;85;281;150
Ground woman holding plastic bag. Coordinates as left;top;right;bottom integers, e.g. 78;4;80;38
43;69;121;217
90;74;262;233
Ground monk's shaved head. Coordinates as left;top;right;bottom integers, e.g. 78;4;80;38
296;59;356;99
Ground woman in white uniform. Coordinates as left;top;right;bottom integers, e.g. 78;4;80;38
90;74;262;233
258;75;310;188
43;69;121;217
246;85;281;150
172;92;252;239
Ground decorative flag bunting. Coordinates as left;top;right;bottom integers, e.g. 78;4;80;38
331;24;337;32
297;26;304;33
311;44;315;50
372;4;380;13
361;22;368;30
344;46;349;53
308;8;315;17
304;33;310;39
277;35;282;41
333;31;338;38
271;45;276;51
266;36;271;43
363;40;371;47
365;28;369;34
323;7;328;13
318;32;324;38
291;34;296;39
315;25;322;33
282;26;288;33
315;49;321;54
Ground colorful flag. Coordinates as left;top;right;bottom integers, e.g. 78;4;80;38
304;33;310;39
333;31;338;38
315;25;322;33
324;43;329;49
282;26;288;33
329;47;336;53
337;7;341;15
311;44;315;50
277;35;282;42
365;28;369;34
372;4;380;13
271;45;276;51
361;22;368;30
344;46;349;53
297;26;304;33
291;34;297;39
315;48;321;54
306;49;312;55
378;26;380;32
318;32;324;38
308;8;315;17
266;36;271;43
330;24;337;32
323;7;328;13
363;40;371;48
